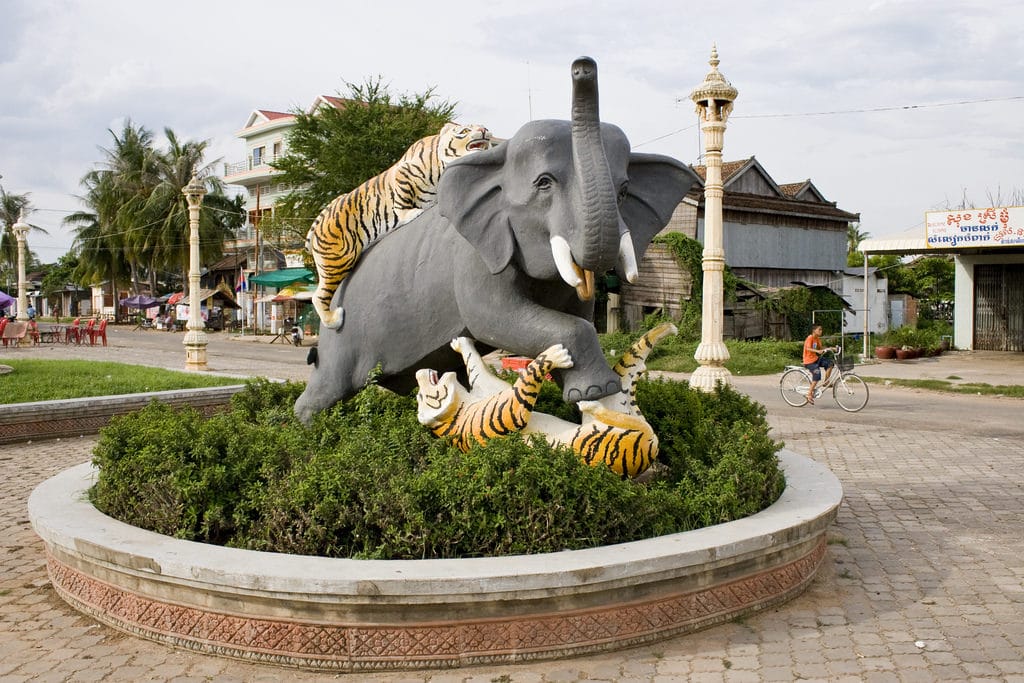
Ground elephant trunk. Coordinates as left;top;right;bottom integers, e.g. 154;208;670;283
567;56;620;298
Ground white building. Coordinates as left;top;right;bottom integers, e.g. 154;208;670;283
839;267;888;338
860;207;1024;352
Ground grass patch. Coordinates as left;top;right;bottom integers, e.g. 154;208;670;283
0;359;242;403
600;332;802;376
860;376;1024;397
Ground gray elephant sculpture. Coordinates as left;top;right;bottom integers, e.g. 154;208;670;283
294;57;700;423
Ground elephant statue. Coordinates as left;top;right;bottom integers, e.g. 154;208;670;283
294;57;701;423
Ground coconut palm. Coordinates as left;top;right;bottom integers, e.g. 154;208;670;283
142;128;242;286
847;222;869;254
0;186;49;286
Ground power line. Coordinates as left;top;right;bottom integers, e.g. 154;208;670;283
732;94;1024;120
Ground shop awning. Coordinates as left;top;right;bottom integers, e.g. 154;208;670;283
248;268;314;287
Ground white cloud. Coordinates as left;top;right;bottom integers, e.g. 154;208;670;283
2;0;1023;258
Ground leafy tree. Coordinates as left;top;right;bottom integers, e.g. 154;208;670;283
0;186;49;288
68;122;244;300
270;77;458;244
846;222;870;267
141;129;243;287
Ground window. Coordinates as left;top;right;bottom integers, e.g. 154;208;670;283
272;141;282;159
252;146;265;167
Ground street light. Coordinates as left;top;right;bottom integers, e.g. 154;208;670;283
13;211;31;332
182;173;208;370
688;45;738;392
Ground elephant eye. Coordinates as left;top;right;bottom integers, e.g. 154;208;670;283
535;174;555;191
617;182;629;205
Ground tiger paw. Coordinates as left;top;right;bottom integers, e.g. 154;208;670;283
540;344;574;370
321;308;345;330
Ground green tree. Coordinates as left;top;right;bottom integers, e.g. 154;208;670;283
846;222;869;267
271;77;458;244
66;121;157;298
0;186;49;289
68;122;244;301
141;129;243;287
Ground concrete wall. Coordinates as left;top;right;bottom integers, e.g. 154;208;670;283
953;252;1024;350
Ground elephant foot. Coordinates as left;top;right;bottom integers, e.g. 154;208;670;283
565;378;621;404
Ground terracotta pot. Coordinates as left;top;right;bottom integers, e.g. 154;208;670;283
875;346;896;360
895;348;913;360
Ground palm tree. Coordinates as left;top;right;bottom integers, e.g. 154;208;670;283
847;222;869;254
0;186;49;291
66;120;158;301
142;128;242;287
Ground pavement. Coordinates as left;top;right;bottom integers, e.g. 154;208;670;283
1;327;1023;682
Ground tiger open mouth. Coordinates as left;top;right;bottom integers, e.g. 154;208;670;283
467;140;490;151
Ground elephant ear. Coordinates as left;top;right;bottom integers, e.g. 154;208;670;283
437;144;514;274
621;153;702;260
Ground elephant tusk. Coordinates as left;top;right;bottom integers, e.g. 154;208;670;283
618;231;639;283
550;236;594;300
550;236;582;287
575;268;595;301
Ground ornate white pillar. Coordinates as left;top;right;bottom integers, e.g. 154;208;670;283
13;211;30;330
182;174;208;370
689;46;738;392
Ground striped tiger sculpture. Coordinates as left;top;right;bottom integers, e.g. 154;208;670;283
415;322;677;477
306;122;493;329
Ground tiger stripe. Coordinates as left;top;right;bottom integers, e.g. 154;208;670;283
306;123;492;329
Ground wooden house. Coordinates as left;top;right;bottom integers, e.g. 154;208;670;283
620;157;859;334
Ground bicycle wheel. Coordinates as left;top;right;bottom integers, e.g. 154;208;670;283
833;373;869;412
780;368;811;407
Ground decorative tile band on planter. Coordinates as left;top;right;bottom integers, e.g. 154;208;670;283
29;450;841;672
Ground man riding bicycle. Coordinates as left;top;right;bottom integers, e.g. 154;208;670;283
803;323;836;404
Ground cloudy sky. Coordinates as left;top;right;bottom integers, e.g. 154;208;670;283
2;0;1022;263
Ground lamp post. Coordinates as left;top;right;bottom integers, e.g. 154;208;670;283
13;211;31;331
182;174;208;370
689;45;738;392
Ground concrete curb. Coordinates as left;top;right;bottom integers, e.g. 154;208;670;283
29;450;841;671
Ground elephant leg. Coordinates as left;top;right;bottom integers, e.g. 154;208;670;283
459;275;620;404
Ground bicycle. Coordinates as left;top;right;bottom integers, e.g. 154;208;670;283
779;346;869;412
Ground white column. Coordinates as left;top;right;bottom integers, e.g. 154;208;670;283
182;174;208;370
689;46;738;392
13;212;30;326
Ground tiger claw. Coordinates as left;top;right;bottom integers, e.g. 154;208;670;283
322;307;345;330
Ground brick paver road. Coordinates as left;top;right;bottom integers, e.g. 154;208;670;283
1;332;1022;681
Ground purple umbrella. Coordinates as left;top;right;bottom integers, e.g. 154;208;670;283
0;290;14;309
119;294;161;309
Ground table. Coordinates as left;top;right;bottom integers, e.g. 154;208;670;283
38;324;65;344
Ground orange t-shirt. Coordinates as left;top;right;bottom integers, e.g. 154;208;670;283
803;334;822;364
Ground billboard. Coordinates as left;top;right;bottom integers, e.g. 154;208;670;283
925;206;1024;248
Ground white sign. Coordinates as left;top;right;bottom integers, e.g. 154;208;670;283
925;206;1024;248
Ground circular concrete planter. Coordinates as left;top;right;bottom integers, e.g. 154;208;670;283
29;450;841;672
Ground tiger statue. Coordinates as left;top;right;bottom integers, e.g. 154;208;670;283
306;122;494;329
414;322;677;478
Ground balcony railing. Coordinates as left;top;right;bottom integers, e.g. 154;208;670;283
223;154;283;178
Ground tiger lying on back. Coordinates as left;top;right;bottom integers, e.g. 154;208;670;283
415;323;677;477
306;122;493;329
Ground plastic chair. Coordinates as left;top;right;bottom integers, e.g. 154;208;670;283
64;318;81;344
26;320;40;345
0;318;7;340
80;319;96;345
89;319;108;346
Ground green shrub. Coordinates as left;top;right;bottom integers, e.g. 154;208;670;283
90;376;784;559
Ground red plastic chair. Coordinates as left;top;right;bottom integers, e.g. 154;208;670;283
64;318;81;344
80;319;96;345
89;319;108;346
26;320;40;345
0;318;7;339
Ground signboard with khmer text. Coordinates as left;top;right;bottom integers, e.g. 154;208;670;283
925;206;1024;248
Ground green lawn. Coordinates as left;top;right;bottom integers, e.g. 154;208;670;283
859;376;1024;398
0;359;244;404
